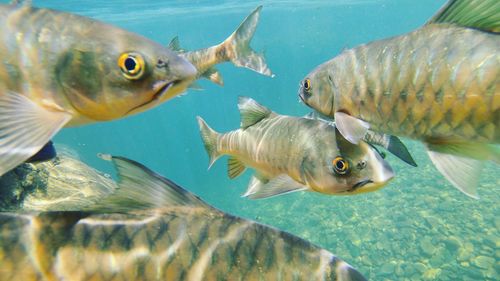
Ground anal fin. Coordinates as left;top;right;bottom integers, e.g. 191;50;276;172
228;157;246;179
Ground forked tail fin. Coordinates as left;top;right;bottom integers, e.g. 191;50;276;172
197;116;221;168
221;6;274;77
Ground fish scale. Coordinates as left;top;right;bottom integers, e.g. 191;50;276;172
299;0;499;198
333;26;498;142
0;209;341;280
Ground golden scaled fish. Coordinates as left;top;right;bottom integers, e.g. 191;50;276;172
168;5;274;86
0;1;198;176
0;154;368;281
298;0;500;198
197;97;394;199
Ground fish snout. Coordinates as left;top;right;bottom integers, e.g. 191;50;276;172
368;154;395;188
171;55;197;82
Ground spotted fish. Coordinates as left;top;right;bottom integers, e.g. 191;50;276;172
198;97;394;199
168;5;274;86
0;155;367;281
299;0;500;198
0;1;199;176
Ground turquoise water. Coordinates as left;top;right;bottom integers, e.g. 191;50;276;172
6;0;499;280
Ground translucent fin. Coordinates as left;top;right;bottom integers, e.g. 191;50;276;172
427;150;482;199
89;155;210;213
228;157;246;179
196;116;221;168
238;96;272;129
427;139;498;161
167;36;185;52
223;6;274;77
334;112;370;144
26;140;57;163
243;174;307;199
0;92;71;176
202;67;224;86
427;0;500;33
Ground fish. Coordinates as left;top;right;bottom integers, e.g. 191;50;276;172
0;154;368;281
298;0;500;198
197;97;394;199
168;5;274;87
0;1;199;176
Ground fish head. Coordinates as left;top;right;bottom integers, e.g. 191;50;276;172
57;31;197;122
298;64;336;117
301;128;394;195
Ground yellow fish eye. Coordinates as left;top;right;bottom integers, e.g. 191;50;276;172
332;156;349;175
118;52;145;80
303;79;311;91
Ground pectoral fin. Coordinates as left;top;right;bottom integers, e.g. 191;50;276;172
242;174;307;199
228;157;246;179
334;112;370;144
0;92;71;175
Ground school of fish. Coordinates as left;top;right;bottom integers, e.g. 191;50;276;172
0;0;498;280
0;154;367;281
299;0;499;198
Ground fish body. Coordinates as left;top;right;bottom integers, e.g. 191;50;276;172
0;2;197;176
169;6;274;86
0;155;367;281
299;0;500;198
198;97;394;199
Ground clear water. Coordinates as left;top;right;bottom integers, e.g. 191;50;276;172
5;0;499;280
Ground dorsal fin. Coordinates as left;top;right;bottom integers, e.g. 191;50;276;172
86;154;210;213
238;96;272;129
167;36;186;53
427;0;500;33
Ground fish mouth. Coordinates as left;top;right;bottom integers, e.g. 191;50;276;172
351;179;373;191
125;80;178;115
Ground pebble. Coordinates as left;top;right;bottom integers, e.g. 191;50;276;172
472;256;494;269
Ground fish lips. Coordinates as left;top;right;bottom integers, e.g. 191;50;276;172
125;80;177;115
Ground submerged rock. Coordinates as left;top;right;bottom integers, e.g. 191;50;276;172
472;256;495;270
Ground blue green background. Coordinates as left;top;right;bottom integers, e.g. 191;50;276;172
4;1;499;280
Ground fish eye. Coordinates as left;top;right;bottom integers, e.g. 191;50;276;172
332;156;349;175
303;79;311;91
118;52;145;80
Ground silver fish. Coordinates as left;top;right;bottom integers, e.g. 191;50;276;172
168;5;274;86
0;154;367;281
198;97;394;199
299;0;500;198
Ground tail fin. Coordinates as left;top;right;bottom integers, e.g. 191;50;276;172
196;116;221;168
221;6;274;77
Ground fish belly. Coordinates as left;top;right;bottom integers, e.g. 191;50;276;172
335;25;499;143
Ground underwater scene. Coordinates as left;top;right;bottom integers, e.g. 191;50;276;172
0;0;498;280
